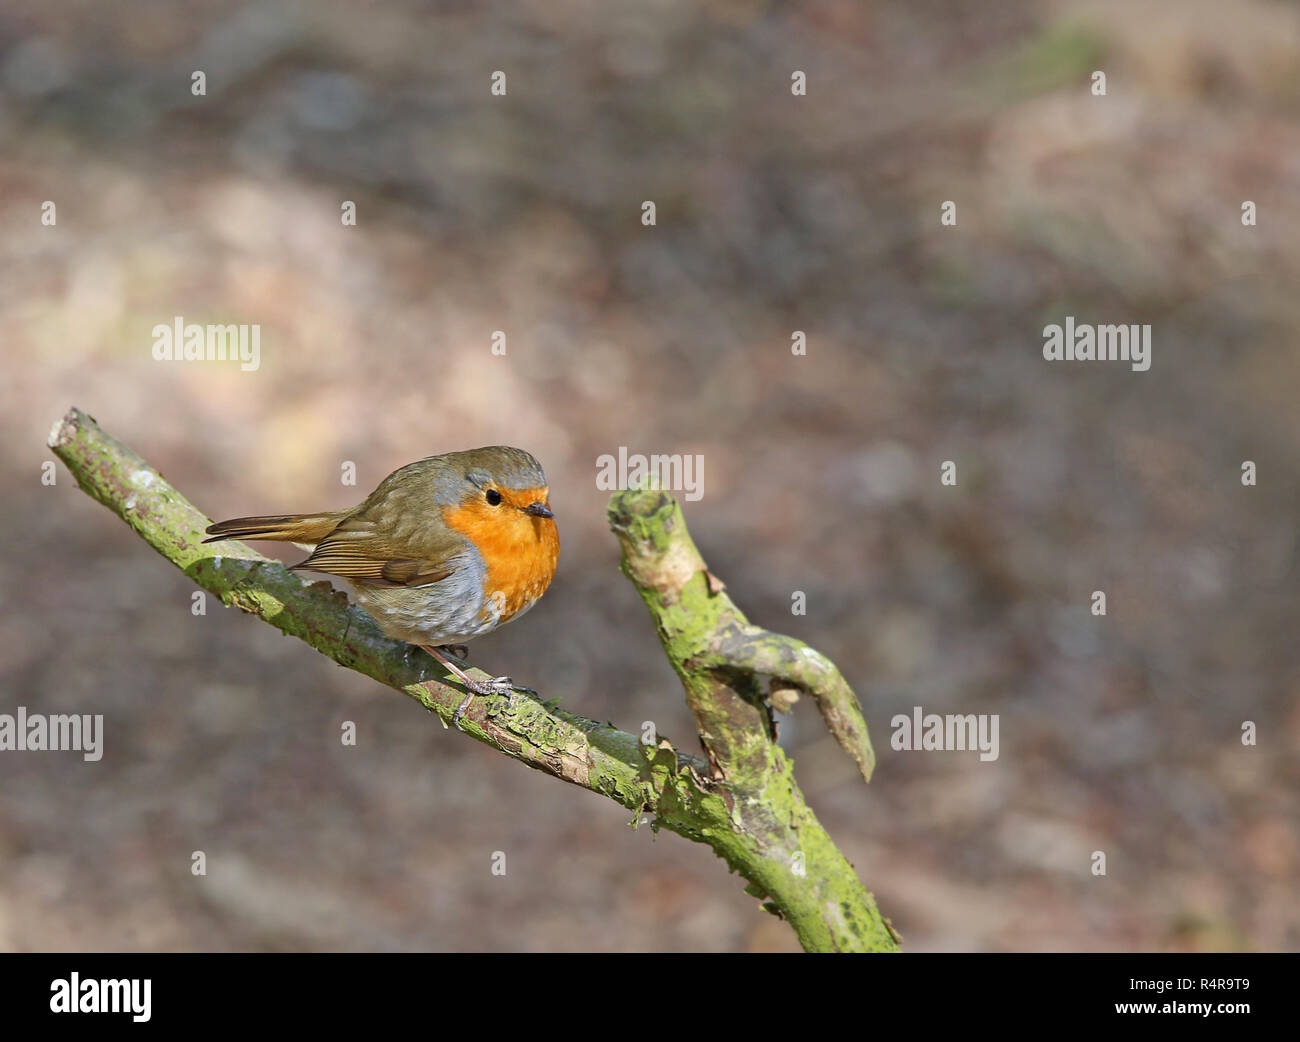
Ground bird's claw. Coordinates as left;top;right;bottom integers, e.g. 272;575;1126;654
451;677;536;729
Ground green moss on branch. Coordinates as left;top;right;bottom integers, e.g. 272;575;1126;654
51;407;897;952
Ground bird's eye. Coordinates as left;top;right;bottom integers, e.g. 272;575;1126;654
485;489;503;506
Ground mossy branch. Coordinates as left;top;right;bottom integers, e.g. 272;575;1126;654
49;406;898;952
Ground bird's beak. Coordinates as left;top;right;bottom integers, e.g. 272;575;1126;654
524;502;554;519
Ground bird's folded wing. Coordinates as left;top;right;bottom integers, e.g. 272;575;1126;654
290;514;462;588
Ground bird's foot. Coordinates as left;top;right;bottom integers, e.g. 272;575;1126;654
465;673;526;696
451;676;537;729
420;644;534;729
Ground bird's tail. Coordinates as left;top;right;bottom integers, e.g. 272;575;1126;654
203;511;344;546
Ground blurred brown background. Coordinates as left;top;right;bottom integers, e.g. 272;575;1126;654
2;0;1298;952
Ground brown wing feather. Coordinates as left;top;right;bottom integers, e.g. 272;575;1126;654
378;559;455;586
204;512;344;545
289;511;465;588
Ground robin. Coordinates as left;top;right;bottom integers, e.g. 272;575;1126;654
203;446;558;722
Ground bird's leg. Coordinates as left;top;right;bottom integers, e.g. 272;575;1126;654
420;645;536;728
436;644;470;661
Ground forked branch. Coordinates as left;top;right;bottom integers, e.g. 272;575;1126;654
49;407;897;952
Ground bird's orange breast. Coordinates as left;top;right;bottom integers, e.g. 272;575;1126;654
441;490;559;622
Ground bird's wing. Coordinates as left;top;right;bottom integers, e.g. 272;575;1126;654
290;513;465;588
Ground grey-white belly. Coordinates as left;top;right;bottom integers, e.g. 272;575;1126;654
350;549;500;646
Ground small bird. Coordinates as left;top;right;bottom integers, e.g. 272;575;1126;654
204;447;558;721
